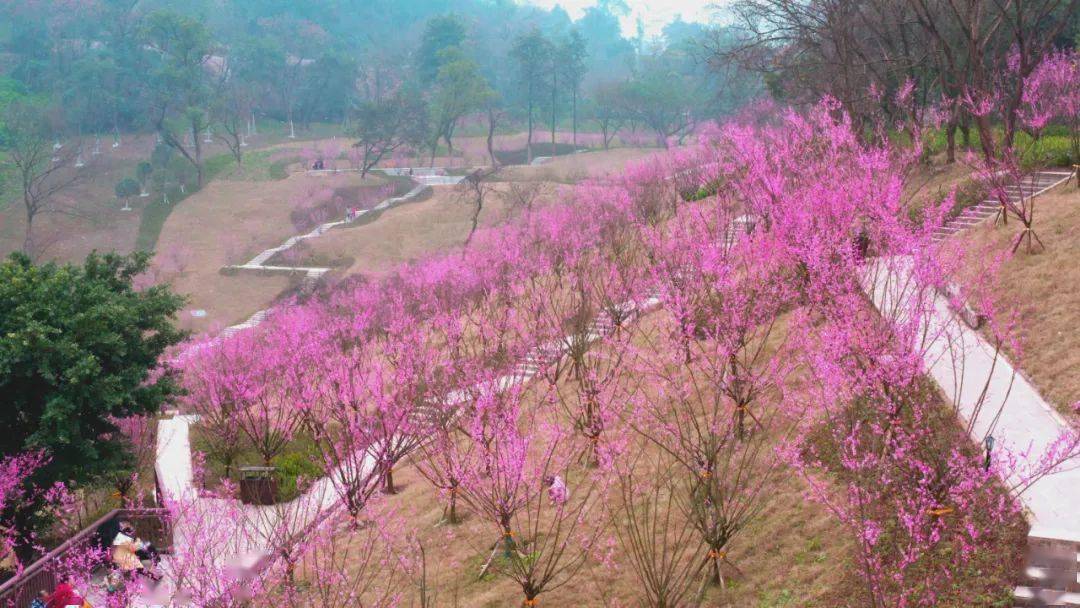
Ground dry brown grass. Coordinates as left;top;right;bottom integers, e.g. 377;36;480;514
292;183;563;278
155;171;387;332
319;310;859;608
964;182;1080;413
171;272;299;335
371;463;854;608
496;148;658;184
902;161;976;211
0;131;332;263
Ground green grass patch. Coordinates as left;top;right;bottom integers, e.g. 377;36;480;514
135;189;182;252
757;589;797;607
213;149;297;182
135;152;277;252
191;427;326;503
922;126;1078;168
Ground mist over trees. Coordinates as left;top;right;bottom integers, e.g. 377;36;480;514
0;0;768;255
0;0;756;151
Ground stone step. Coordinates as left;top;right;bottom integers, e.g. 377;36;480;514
1014;585;1080;607
1025;566;1080;592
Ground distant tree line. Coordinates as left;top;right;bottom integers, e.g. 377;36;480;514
717;0;1080;162
0;0;766;255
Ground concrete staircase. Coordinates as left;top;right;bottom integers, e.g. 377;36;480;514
932;170;1074;242
1015;536;1080;607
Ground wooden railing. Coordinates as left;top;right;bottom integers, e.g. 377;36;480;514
0;508;172;607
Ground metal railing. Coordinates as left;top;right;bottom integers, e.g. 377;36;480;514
0;508;172;607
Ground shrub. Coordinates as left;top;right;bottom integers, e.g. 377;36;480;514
272;450;323;501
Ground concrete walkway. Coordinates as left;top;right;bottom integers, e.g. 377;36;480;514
866;258;1080;528
866;254;1080;606
218;183;429;337
868;173;1080;606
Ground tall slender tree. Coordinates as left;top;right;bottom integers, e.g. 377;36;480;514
560;30;589;150
511;28;552;164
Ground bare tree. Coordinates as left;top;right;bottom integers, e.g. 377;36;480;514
613;451;707;608
2;102;87;258
594;81;630;150
721;0;933;133
905;0;1078;159
214;69;251;166
500;180;549;216
457;167;500;247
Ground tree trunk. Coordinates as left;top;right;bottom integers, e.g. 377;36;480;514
384;467;396;494
487;110;497;167
945;122;957;164
447;489;458;524
551;68;557;155
465;198;482;247
572;89;578;149
526;98;534;165
194;122;205;188
960;116;971;149
973;114;998;161
22;208;34;257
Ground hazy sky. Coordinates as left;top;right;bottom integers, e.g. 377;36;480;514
521;0;727;38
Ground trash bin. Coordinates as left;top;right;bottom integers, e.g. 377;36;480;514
239;466;278;505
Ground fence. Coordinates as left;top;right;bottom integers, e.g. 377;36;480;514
0;508;172;607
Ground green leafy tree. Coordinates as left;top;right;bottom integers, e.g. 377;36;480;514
136;161;154;196
427;47;494;165
0;251;186;487
115;176;140;209
259;17;331;138
623;59;701;148
511;28;552;164
350;91;428;178
592;80;630;149
296;50;359;128
559;29;589;149
141;10;216;187
418;14;467;85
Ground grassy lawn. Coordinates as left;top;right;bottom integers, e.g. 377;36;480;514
276;185;509;276
136;151;297;252
922;126;1078;168
350;313;862;608
963;182;1080;414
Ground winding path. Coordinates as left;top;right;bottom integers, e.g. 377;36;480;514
870;170;1079;607
155;159;1078;606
